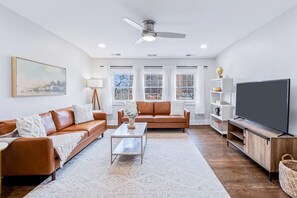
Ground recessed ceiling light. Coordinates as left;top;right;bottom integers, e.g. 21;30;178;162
111;53;121;56
200;44;208;49
147;54;157;57
98;43;106;48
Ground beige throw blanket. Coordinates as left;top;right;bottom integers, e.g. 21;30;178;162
48;132;86;167
0;129;86;167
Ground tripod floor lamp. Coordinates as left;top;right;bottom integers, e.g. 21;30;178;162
87;79;104;110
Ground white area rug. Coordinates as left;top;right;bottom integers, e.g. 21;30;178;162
25;130;229;198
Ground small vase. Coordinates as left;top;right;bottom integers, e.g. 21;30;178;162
127;118;135;129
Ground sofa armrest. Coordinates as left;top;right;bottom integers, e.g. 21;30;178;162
2;137;56;176
93;112;107;120
184;109;190;128
93;112;107;129
117;109;124;126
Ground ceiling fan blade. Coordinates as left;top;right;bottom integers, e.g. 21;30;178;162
122;17;143;31
156;32;186;38
135;37;144;45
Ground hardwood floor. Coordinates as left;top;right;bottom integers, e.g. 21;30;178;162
188;126;288;198
2;126;288;197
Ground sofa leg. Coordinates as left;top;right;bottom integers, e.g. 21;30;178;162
51;171;56;181
101;133;104;138
182;128;185;133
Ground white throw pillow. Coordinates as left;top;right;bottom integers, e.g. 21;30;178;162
73;104;94;124
16;114;47;137
123;101;138;116
170;101;185;116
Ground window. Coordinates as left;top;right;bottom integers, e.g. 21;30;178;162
144;74;163;100
114;74;134;101
176;74;195;100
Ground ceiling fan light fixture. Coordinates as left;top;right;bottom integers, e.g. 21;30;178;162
142;34;156;42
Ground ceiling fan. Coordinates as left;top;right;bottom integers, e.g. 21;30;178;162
122;17;186;45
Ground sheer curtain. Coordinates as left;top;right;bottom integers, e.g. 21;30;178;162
103;66;113;114
195;66;205;114
134;66;145;101
162;66;170;100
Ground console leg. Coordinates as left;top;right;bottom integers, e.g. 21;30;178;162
51;171;56;181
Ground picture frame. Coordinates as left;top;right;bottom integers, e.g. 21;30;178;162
12;57;66;97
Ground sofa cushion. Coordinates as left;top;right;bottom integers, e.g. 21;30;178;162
137;101;154;115
154;101;171;115
170;101;185;116
16;114;47;138
72;104;94;124
135;115;154;122
170;101;184;116
51;107;75;131
154;115;186;123
60;120;105;136
40;112;57;135
0;120;16;136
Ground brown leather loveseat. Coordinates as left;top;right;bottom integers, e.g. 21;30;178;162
118;101;190;131
0;107;107;180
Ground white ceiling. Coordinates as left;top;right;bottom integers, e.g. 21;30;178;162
1;0;297;58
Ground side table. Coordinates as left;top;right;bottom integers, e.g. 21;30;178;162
0;142;8;195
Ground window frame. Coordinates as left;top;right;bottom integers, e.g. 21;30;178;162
111;69;134;102
144;73;164;101
175;69;196;102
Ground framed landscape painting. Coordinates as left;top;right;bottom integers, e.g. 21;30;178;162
12;57;66;97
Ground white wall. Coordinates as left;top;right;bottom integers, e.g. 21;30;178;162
216;6;297;135
0;5;91;119
90;58;216;125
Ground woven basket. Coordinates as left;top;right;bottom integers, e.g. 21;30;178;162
279;154;297;198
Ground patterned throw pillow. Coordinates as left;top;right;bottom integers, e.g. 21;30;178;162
16;114;47;137
170;101;185;116
72;104;94;124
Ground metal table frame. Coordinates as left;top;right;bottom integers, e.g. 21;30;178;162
111;123;147;164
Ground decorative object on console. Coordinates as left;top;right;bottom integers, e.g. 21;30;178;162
170;101;185;116
213;87;222;92
215;107;220;116
87;79;103;110
216;67;223;78
12;57;66;97
123;101;138;129
72;104;94;124
16;114;47;137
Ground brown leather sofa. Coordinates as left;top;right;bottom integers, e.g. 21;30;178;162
0;107;107;180
118;101;190;131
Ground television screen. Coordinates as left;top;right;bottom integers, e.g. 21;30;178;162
236;79;290;133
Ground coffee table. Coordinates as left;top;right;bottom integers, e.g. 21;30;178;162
111;122;147;164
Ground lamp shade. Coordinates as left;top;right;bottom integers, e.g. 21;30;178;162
87;79;103;88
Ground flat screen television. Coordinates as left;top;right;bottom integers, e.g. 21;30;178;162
236;79;290;134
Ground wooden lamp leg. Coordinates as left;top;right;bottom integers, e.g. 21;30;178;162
91;89;101;110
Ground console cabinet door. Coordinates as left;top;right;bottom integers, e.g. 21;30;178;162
246;130;271;171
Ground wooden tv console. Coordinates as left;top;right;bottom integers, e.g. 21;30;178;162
227;119;297;180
